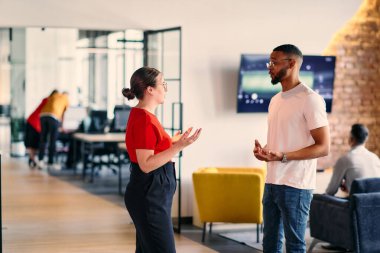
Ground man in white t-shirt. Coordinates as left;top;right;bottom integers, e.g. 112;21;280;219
253;44;330;252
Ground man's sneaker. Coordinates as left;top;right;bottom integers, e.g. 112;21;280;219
47;163;61;171
36;160;46;170
28;158;37;168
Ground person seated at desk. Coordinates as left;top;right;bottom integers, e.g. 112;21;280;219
325;123;380;196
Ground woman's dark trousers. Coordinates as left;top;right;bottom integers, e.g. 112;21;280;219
125;162;177;253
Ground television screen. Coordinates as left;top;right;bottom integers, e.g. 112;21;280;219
237;54;335;113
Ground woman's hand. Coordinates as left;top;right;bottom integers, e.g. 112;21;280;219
171;130;182;144
136;127;202;173
173;127;202;150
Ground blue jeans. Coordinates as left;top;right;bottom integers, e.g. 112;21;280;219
262;184;313;253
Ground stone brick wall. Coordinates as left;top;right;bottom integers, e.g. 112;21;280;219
320;0;380;167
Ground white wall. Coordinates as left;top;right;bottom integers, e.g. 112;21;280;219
0;0;362;217
25;28;78;116
0;29;11;105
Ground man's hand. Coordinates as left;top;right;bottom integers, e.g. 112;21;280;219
253;139;283;162
253;140;267;161
340;180;348;193
267;150;283;162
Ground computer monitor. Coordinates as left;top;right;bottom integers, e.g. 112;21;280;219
113;106;131;132
89;110;108;133
62;106;88;131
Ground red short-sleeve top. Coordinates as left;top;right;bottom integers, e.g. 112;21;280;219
125;107;172;164
27;98;48;132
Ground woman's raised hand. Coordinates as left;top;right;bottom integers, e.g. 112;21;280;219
174;127;202;149
171;130;182;144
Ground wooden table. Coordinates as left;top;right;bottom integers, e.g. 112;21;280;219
73;132;125;185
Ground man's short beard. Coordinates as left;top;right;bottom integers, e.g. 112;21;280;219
271;68;287;85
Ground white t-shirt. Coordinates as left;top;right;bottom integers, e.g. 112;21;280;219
266;83;329;190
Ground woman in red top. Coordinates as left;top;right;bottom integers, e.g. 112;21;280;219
24;89;58;168
122;67;201;253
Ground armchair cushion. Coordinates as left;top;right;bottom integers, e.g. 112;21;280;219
193;167;265;224
312;193;349;207
352;192;380;253
309;194;353;250
350;177;380;195
309;178;380;252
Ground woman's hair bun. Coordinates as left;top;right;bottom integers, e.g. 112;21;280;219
122;88;136;100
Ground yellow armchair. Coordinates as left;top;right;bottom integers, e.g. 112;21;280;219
193;167;265;242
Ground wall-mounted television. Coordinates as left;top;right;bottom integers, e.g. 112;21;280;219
237;54;336;113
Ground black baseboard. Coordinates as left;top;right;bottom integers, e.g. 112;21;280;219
172;216;193;225
181;216;193;224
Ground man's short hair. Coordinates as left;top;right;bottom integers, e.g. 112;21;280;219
273;44;303;59
351;124;369;145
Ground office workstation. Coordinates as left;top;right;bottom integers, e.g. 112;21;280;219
73;132;125;180
63;106;130;175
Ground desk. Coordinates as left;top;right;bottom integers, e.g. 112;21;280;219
117;142;130;195
74;132;125;143
73;133;125;184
